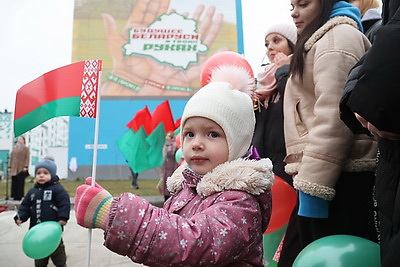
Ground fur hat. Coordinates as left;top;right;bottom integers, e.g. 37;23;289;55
181;81;255;161
265;23;297;45
35;157;57;179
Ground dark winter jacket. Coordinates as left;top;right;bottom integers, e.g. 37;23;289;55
252;64;293;186
344;7;400;134
361;8;382;43
383;0;400;24
14;175;70;229
341;3;400;265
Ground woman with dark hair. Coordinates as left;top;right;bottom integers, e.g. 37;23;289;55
252;23;297;187
277;0;378;265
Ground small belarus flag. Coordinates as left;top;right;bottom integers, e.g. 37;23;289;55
13;60;102;137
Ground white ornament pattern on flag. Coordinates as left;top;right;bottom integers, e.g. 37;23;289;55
80;60;101;118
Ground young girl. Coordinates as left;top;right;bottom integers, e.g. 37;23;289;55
252;23;297;187
277;0;378;265
75;76;275;266
15;156;70;267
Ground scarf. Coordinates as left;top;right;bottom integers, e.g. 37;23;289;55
254;63;280;108
330;1;364;32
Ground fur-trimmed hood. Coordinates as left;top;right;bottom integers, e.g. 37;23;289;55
167;158;275;197
305;16;360;52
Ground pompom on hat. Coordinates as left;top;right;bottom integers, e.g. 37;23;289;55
35;157;57;179
265;23;297;45
181;81;255;161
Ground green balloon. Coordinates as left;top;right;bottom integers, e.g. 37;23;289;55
293;235;381;267
22;221;62;259
175;148;183;163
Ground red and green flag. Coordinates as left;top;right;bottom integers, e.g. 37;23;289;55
151;100;176;133
125;106;152;135
117;101;181;173
117;127;152;173
13;60;102;137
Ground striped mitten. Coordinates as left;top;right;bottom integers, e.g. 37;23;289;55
75;177;113;230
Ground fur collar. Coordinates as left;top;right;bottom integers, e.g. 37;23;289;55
304;16;359;52
167;158;275;197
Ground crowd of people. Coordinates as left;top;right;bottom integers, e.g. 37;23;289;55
75;0;400;266
9;0;400;266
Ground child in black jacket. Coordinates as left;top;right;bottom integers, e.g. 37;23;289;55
14;156;70;267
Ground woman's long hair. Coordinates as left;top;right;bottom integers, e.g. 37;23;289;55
290;0;348;79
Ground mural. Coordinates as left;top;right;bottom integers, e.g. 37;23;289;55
72;0;240;97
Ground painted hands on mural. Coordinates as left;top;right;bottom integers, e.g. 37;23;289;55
101;0;226;96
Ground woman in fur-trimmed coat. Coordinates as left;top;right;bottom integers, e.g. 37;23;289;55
278;1;379;266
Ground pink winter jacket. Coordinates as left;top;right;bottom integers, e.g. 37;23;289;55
103;158;274;266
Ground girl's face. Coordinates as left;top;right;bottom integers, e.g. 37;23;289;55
291;0;321;34
265;33;292;63
182;117;229;175
35;168;52;184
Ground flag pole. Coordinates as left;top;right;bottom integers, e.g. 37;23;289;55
86;70;102;267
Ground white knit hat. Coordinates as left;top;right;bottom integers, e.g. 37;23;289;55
181;81;255;161
265;23;297;45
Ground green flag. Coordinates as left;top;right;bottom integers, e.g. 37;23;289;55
117;100;181;173
117;127;151;173
146;123;167;169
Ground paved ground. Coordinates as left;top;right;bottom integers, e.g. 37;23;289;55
0;196;164;267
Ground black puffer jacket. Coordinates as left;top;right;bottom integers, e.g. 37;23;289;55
14;175;70;229
343;8;400;134
340;3;400;266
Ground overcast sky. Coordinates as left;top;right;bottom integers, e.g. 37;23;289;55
0;0;292;112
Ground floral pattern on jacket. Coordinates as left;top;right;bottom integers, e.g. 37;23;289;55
103;158;274;266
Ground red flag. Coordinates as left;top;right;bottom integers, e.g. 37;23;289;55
126;106;153;135
13;60;102;137
175;118;182;130
151;101;175;132
0;205;8;213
